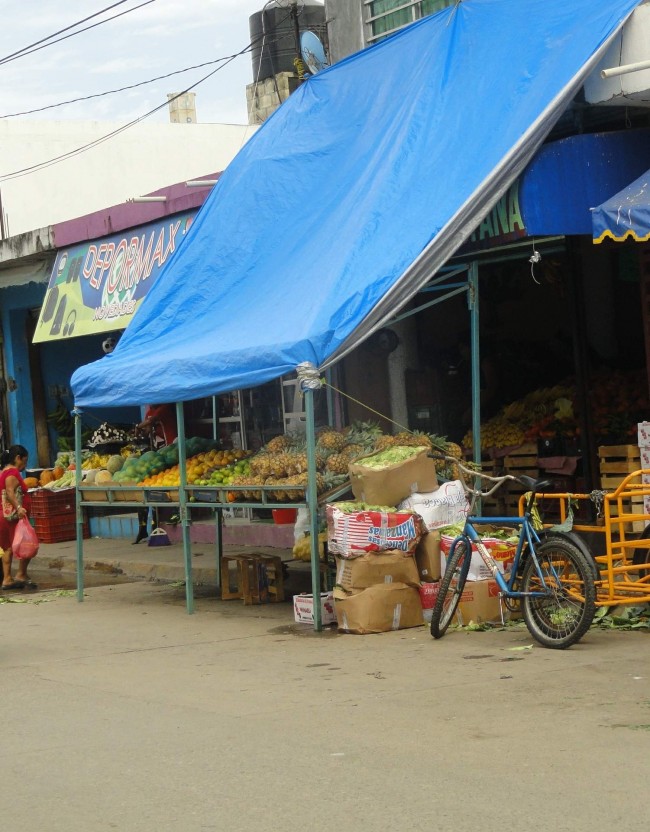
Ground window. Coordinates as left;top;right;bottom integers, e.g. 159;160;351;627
366;0;454;42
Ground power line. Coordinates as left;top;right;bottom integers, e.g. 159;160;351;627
0;0;157;67
0;33;286;119
0;7;295;182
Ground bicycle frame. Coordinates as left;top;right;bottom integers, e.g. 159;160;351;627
452;514;549;599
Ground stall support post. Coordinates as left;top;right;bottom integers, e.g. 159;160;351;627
176;401;194;614
468;261;482;503
304;387;322;632
215;507;223;592
74;409;84;602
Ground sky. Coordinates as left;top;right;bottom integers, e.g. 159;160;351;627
0;0;276;126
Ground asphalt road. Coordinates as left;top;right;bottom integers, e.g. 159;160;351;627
2;581;649;832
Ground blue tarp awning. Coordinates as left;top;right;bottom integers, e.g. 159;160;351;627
71;0;641;408
593;169;650;243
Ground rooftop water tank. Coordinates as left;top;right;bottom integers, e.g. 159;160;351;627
249;0;326;82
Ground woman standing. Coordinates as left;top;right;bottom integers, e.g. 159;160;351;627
0;444;36;590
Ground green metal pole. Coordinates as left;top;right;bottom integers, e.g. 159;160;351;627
176;401;194;614
74;409;84;602
468;261;482;507
304;387;322;631
215;506;223;593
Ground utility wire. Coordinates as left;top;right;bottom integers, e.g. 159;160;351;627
0;12;295;183
0;33;286;119
0;0;157;67
0;0;152;66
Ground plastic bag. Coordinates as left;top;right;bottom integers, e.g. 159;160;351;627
13;518;39;560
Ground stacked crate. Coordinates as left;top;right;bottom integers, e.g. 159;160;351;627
500;443;539;516
30;489;89;543
598;445;644;532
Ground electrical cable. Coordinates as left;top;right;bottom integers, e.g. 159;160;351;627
0;10;294;182
0;0;154;66
0;28;288;119
1;53;247;119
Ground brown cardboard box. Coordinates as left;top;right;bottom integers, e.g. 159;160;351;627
456;579;503;625
333;582;424;634
349;447;438;507
415;531;441;582
334;551;420;591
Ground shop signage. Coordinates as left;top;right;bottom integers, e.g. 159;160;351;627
33;210;198;342
461;181;527;252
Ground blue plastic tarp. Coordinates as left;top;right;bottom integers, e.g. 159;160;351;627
72;0;641;408
593;168;650;243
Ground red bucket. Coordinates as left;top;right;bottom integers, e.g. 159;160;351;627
272;508;297;525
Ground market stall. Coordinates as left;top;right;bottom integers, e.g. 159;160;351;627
68;0;640;630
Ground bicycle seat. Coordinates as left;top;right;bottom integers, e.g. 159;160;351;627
518;475;552;493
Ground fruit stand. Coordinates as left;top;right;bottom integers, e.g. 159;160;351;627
73;386;464;623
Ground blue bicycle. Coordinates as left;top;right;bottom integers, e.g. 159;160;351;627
429;456;596;649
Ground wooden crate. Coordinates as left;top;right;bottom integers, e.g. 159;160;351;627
220;553;284;604
599;445;646;531
501;443;539;516
598;444;641;488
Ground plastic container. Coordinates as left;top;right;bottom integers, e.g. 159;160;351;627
272;508;297;525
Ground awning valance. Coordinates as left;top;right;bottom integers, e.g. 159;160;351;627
592;169;650;243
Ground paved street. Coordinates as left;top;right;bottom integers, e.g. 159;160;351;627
2;579;649;832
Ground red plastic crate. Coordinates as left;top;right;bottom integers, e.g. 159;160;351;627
33;515;88;544
29;488;76;518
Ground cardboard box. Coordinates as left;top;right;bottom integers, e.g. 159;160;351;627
334;582;424;634
400;481;469;531
293;592;337;626
440;535;514;581
638;446;650;470
638;422;650;447
334;551;420;591
326;504;423;556
415;531;441;582
456;579;503;625
349;447;438;507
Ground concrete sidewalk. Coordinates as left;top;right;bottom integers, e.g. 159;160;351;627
34;534;298;585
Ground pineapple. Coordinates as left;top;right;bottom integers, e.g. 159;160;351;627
394;431;432;448
316;430;346;452
445;441;463;459
325;453;350;475
373;434;397;451
342;443;364;461
344;421;383;451
250;453;273;478
265;434;293;453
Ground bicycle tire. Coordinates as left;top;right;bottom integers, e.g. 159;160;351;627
539;530;599;583
521;538;596;649
430;537;471;639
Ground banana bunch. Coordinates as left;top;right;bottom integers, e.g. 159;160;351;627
46;400;74;436
81;452;112;470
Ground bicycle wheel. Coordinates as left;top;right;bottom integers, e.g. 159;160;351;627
521;539;596;649
540;530;599;583
430;537;471;639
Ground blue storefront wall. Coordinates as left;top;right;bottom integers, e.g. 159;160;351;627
1;281;139;462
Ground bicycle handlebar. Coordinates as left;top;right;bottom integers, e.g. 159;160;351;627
428;453;524;500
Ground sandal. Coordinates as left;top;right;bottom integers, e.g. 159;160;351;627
1;581;25;591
